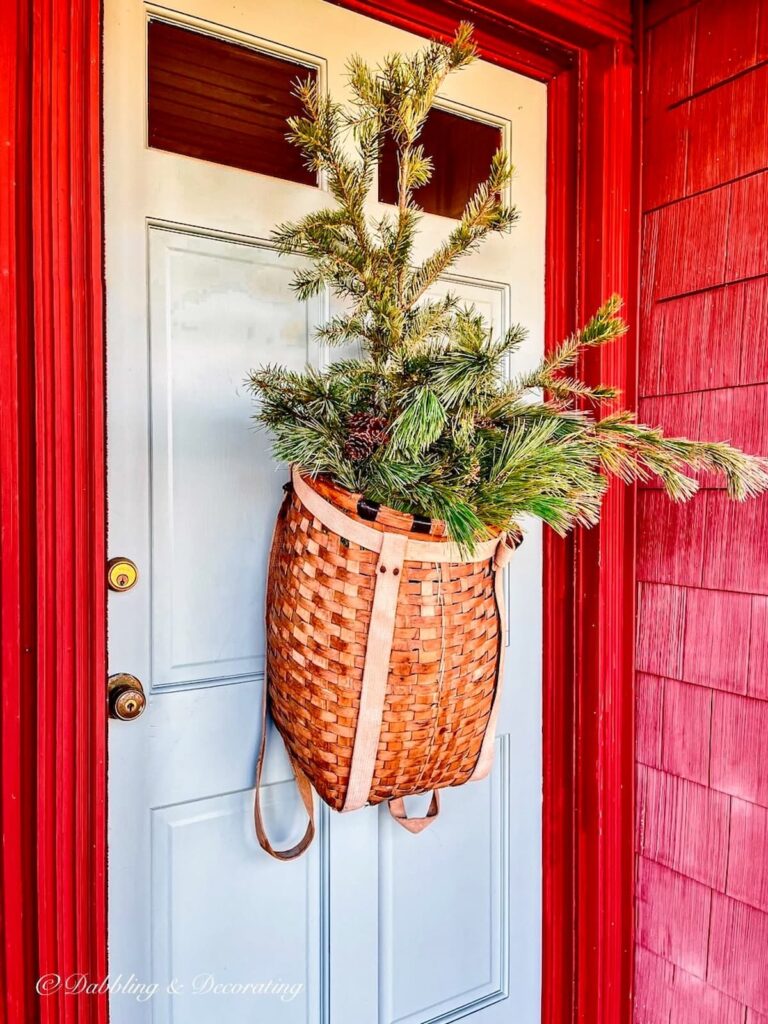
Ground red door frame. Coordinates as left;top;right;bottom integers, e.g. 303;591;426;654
0;1;637;1022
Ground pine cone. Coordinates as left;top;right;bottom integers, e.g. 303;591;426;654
343;435;376;462
474;415;497;430
343;412;388;463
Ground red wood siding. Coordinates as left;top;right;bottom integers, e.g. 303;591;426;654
636;2;768;1021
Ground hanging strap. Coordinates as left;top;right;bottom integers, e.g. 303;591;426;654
253;676;316;860
388;791;441;833
254;487;315;861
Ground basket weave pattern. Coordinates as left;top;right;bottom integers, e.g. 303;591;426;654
266;479;502;811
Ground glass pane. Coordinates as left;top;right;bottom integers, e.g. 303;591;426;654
378;107;502;218
148;20;317;185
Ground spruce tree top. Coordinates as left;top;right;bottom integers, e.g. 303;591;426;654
248;24;768;549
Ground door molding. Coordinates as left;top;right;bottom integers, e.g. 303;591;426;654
0;1;637;1022
2;2;108;1022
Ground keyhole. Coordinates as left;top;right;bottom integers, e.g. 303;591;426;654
117;573;129;587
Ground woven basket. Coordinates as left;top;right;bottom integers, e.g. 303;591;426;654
254;467;517;859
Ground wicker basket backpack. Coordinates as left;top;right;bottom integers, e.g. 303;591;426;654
254;466;519;859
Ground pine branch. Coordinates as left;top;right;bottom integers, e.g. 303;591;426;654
400;294;459;349
364;456;435;501
484;393;592;431
429;312;522;411
287;78;373;260
591;412;768;501
517;295;627;395
389;386;447;455
316;313;370;348
543;378;620;403
405;149;517;307
472;422;608;535
249;26;768;548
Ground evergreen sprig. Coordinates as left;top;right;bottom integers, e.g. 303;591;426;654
247;26;768;550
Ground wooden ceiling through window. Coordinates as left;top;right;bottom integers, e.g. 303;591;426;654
148;20;317;184
378;106;503;219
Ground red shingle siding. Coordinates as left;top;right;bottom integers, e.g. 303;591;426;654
710;692;768;805
637;673;665;768
637;766;729;888
749;597;768;699
660;679;711;784
727;798;768;912
636;857;712;976
636;583;687;678
637;490;705;586
670;968;747;1024
701;493;768;593
635;946;675;1023
681;588;751;694
708;894;768;1012
692;0;765;90
636;2;768;1021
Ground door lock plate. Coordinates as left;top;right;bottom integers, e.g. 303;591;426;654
108;673;146;721
107;556;139;592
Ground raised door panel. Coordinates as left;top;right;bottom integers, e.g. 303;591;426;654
379;739;511;1024
150;788;325;1024
147;228;324;689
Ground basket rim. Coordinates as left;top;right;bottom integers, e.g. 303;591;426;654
297;468;451;539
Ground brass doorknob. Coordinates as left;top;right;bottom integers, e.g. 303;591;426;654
108;673;146;721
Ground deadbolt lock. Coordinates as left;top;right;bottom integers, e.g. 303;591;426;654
108;673;147;721
107;556;139;593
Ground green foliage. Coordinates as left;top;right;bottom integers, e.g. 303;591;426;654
248;26;768;550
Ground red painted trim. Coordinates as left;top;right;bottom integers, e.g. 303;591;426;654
501;0;632;41
327;0;568;79
1;6;38;1021
0;1;108;1022
0;1;635;1022
541;64;580;1024
543;45;637;1024
573;41;637;1024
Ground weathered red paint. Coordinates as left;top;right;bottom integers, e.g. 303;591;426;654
636;1;768;1020
0;0;636;1021
637;764;730;889
660;678;712;784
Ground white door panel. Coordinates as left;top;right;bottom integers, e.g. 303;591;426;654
105;2;546;1022
150;788;323;1024
148;229;325;689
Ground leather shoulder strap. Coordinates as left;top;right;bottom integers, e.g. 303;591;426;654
253;486;315;860
253;677;316;860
